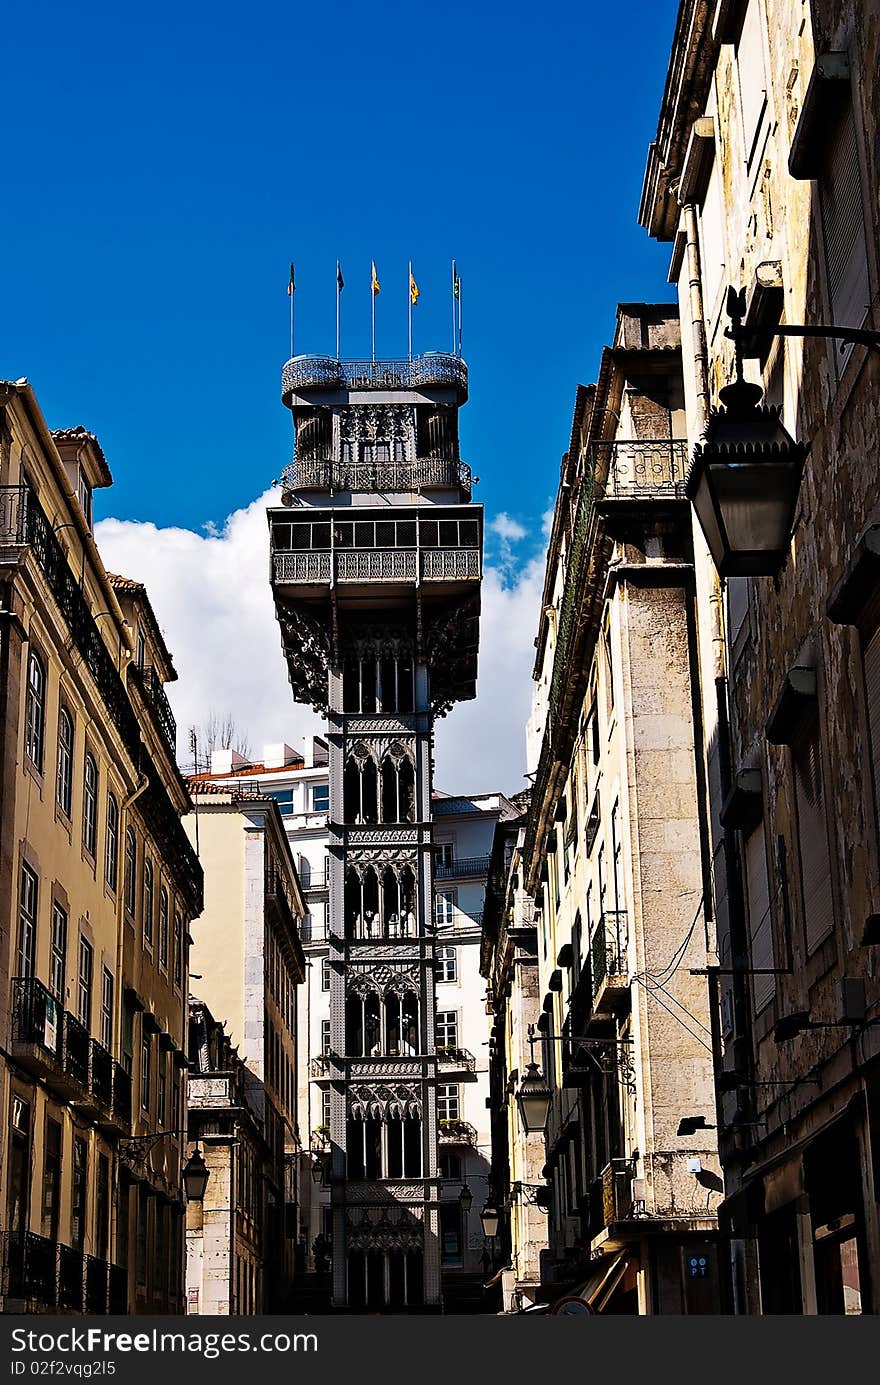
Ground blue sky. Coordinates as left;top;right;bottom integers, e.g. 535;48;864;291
2;0;677;563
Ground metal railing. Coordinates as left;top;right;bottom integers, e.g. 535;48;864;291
1;1231;57;1305
438;1119;478;1147
0;484;28;545
590;911;629;1000
113;1064;133;1125
435;855;491;881
592;439;689;497
134;664;177;754
309;1056;330;1078
436;1047;476;1074
281;353;468;398
2;1233;125;1313
90;1038;114;1109
63;1012;90;1088
58;1244;85;1311
11;976;62;1058
434;910;484;933
301;915;329;942
282;456;472;500
272;548;481;586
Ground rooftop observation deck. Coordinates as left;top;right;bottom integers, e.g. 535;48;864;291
281;352;468;407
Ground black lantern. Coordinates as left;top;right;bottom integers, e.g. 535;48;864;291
480;1200;501;1239
182;1146;209;1202
686;290;809;577
515;1061;551;1134
458;1182;473;1214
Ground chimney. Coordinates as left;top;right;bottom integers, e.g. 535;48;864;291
263;742;300;770
210;748;249;775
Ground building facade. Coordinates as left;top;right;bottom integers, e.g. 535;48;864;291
641;0;880;1314
268;350;483;1310
182;781;306;1312
0;385;202;1315
481;793;550;1312
520;305;722;1313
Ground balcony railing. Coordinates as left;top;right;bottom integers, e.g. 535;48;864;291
309;1055;330;1078
301;915;329;942
282;456;472;500
590;1159;636;1237
302;870;329;893
63;1012;90;1088
2;1233;125;1314
436;1047;477;1075
591;439;689;497
0;484;29;546
58;1244;85;1311
113;1063;133;1126
434;909;484;934
590;911;630;1012
272;548;481;587
1;1231;57;1305
281;353;468;399
90;1037;114;1110
11;976;63;1064
435;855;491;881
438;1119;478;1147
134;663;177;755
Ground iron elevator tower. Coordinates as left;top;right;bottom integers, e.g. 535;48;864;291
268;350;483;1309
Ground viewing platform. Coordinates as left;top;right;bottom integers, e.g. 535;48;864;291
281;352;468;406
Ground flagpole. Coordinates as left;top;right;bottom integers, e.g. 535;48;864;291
451;260;456;354
336;261;341;360
408;260;413;362
290;280;294;359
457;276;462;358
371;265;376;363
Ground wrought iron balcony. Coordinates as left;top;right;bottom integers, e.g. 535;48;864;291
89;1036;114;1110
133;663;177;755
588;1159;636;1238
2;1232;125;1314
438;1118;478;1147
113;1063;133;1127
301;914;329;943
434;910;484;935
591;439;689;498
590;911;630;1014
435;854;491;881
309;1055;331;1078
62;1011;90;1089
282;456;472;500
272;547;481;587
0;484;29;548
1;1231;57;1306
312;1125;331;1152
281;353;468;402
436;1046;477;1075
11;976;63;1074
58;1244;85;1312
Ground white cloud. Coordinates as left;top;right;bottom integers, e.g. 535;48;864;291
95;490;542;794
489;512;527;544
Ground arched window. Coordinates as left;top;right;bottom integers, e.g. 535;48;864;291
158;887;169;969
25;648;46;771
56;707;74;816
83;752;98;857
105;792;119;890
143;859;154;947
124;827;137;917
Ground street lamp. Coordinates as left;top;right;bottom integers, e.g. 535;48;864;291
458;1182;473;1214
182;1146;209;1202
480;1200;501;1239
515;1061;551;1134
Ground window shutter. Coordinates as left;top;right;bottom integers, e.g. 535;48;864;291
820;102;869;333
744;823;774;1011
863;625;880;815
793;722;834;953
737;0;767;164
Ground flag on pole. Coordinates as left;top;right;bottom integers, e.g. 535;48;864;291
287;263;296;296
337;261;344;292
371;261;380;296
409;269;420;306
452;262;461;300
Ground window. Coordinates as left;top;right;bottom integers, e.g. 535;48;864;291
135;627;146;670
321;957;331;991
437;841;455;868
437;1084;459;1122
173;911;183;988
25;648;46;771
440;1202;463;1267
101;966;114;1050
56;707;74;816
602;619;614;717
124;827;137;917
792;715;834;953
736;0;767;165
440;1152;461;1181
158;887;169;969
437;945;457;983
141;1033;152;1111
312;784;329;813
41;1117;62;1241
818;94;870;359
122;999;135;1077
143;859;154;947
83;752;98;857
321;1019;331;1055
436;1010;458;1049
50;902;67;1000
18;863;38;978
96;1154;111;1260
105;792;119;891
744;821;775;1012
157;1052;166;1126
435;890;456;930
136;1187;148;1285
77;936;93;1028
71;1136;88;1250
